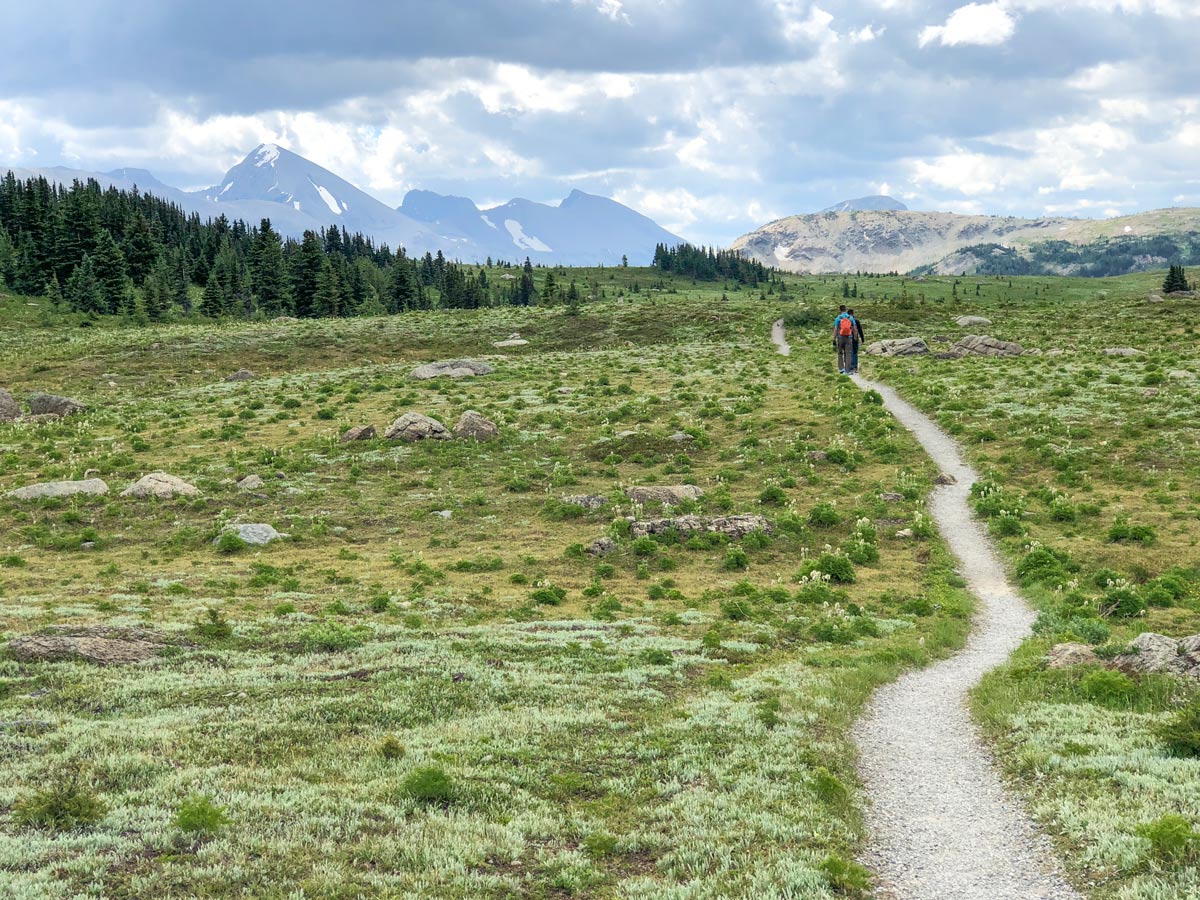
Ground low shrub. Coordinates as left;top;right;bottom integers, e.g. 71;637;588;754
1136;814;1199;862
173;794;230;837
808;503;840;528
1158;700;1200;758
807;553;856;584
401;765;455;805
1107;519;1156;545
13;778;105;830
1078;668;1137;707
298;622;365;653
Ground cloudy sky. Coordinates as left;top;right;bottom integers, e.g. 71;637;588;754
2;0;1198;244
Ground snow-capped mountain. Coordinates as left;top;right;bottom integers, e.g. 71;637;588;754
3;145;684;265
821;195;908;213
399;188;683;265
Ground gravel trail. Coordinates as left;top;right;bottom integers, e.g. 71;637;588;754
848;374;1081;900
769;323;1079;898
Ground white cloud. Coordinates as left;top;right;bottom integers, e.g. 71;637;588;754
919;2;1017;47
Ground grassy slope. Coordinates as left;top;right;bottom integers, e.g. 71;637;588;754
0;279;972;899
818;271;1200;899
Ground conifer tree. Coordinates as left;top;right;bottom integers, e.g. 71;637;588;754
92;229;129;314
313;257;342;318
64;255;104;314
200;269;227;318
250;219;287;316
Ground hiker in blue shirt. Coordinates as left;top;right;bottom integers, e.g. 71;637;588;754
848;308;865;373
833;305;854;375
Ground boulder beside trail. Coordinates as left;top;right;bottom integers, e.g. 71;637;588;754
409;359;494;380
340;424;377;442
216;523;287;546
121;472;200;499
626;485;705;505
452;411;499;441
8;626;170;665
948;335;1024;358
0;389;20;422
866;337;930;357
1111;633;1200;677
955;316;993;327
384;413;451;442
7;478;109;500
1047;643;1100;669
27;393;86;417
631;514;772;539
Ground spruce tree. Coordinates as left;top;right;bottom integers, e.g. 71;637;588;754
200;269;227;318
142;260;170;322
313;257;341;318
91;229;129;313
289;230;324;317
64;256;104;314
250;219;287;316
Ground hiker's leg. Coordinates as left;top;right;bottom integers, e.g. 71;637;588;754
838;336;853;372
851;341;859;371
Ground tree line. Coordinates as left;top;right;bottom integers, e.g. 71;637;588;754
651;242;770;284
0;173;570;321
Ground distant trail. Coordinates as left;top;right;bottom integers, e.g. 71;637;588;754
771;319;790;356
773;321;1081;899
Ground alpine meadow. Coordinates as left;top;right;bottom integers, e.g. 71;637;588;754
3;2;1200;899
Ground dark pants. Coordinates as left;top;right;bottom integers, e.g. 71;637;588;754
851;341;860;371
837;335;854;373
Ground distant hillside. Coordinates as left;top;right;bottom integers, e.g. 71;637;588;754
732;208;1200;275
821;195;908;213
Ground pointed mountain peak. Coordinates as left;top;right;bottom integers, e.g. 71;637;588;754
247;143;286;168
821;195;908;213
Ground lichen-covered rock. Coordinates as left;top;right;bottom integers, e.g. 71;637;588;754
340;424;377;442
452;411;499;441
630;514;772;539
121;472;200;499
384;413;451;442
1110;632;1194;676
625;485;705;505
934;473;957;485
0;388;20;422
8;627;170;665
1102;347;1141;357
7;478;109;500
27;393;86;417
236;474;264;491
562;495;610;510
865;337;930;357
1047;643;1100;669
493;339;529;348
949;335;1024;358
216;523;288;546
587;537;617;556
409;359;494;380
225;368;257;381
955;316;992;327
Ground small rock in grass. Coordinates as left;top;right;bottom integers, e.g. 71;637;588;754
7;626;170;665
225;368;256;381
631;514;772;539
340;424;377;442
1102;347;1141;357
27;393;86;417
948;335;1023;358
237;474;265;491
384;413;451;442
1047;642;1100;669
409;359;493;380
121;472;200;499
954;316;992;327
0;388;20;421
895;528;914;539
433;510;452;520
880;492;904;502
562;495;609;510
588;537;617;556
7;478;109;500
452;411;499;441
625;485;705;505
866;337;929;357
1110;633;1196;677
934;473;957;485
669;432;694;443
1168;370;1195;380
493;339;529;348
216;523;287;546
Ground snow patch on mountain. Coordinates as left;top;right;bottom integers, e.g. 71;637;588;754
255;144;281;167
219;182;233;196
313;183;342;216
481;214;498;230
505;219;552;253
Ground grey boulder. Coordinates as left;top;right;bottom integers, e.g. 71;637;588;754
340;424;377;442
948;335;1024;358
226;368;257;381
1047;642;1101;669
7;478;109;500
27;393;86;417
121;472;200;499
631;514;772;539
0;389;20;422
865;337;930;357
384;413;451;442
410;359;494;380
626;485;705;505
453;410;499;441
955;316;993;327
8;626;169;665
217;523;288;546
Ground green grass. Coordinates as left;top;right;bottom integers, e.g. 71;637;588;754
0;278;970;898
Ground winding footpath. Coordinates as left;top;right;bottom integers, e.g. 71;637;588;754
771;321;1081;900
